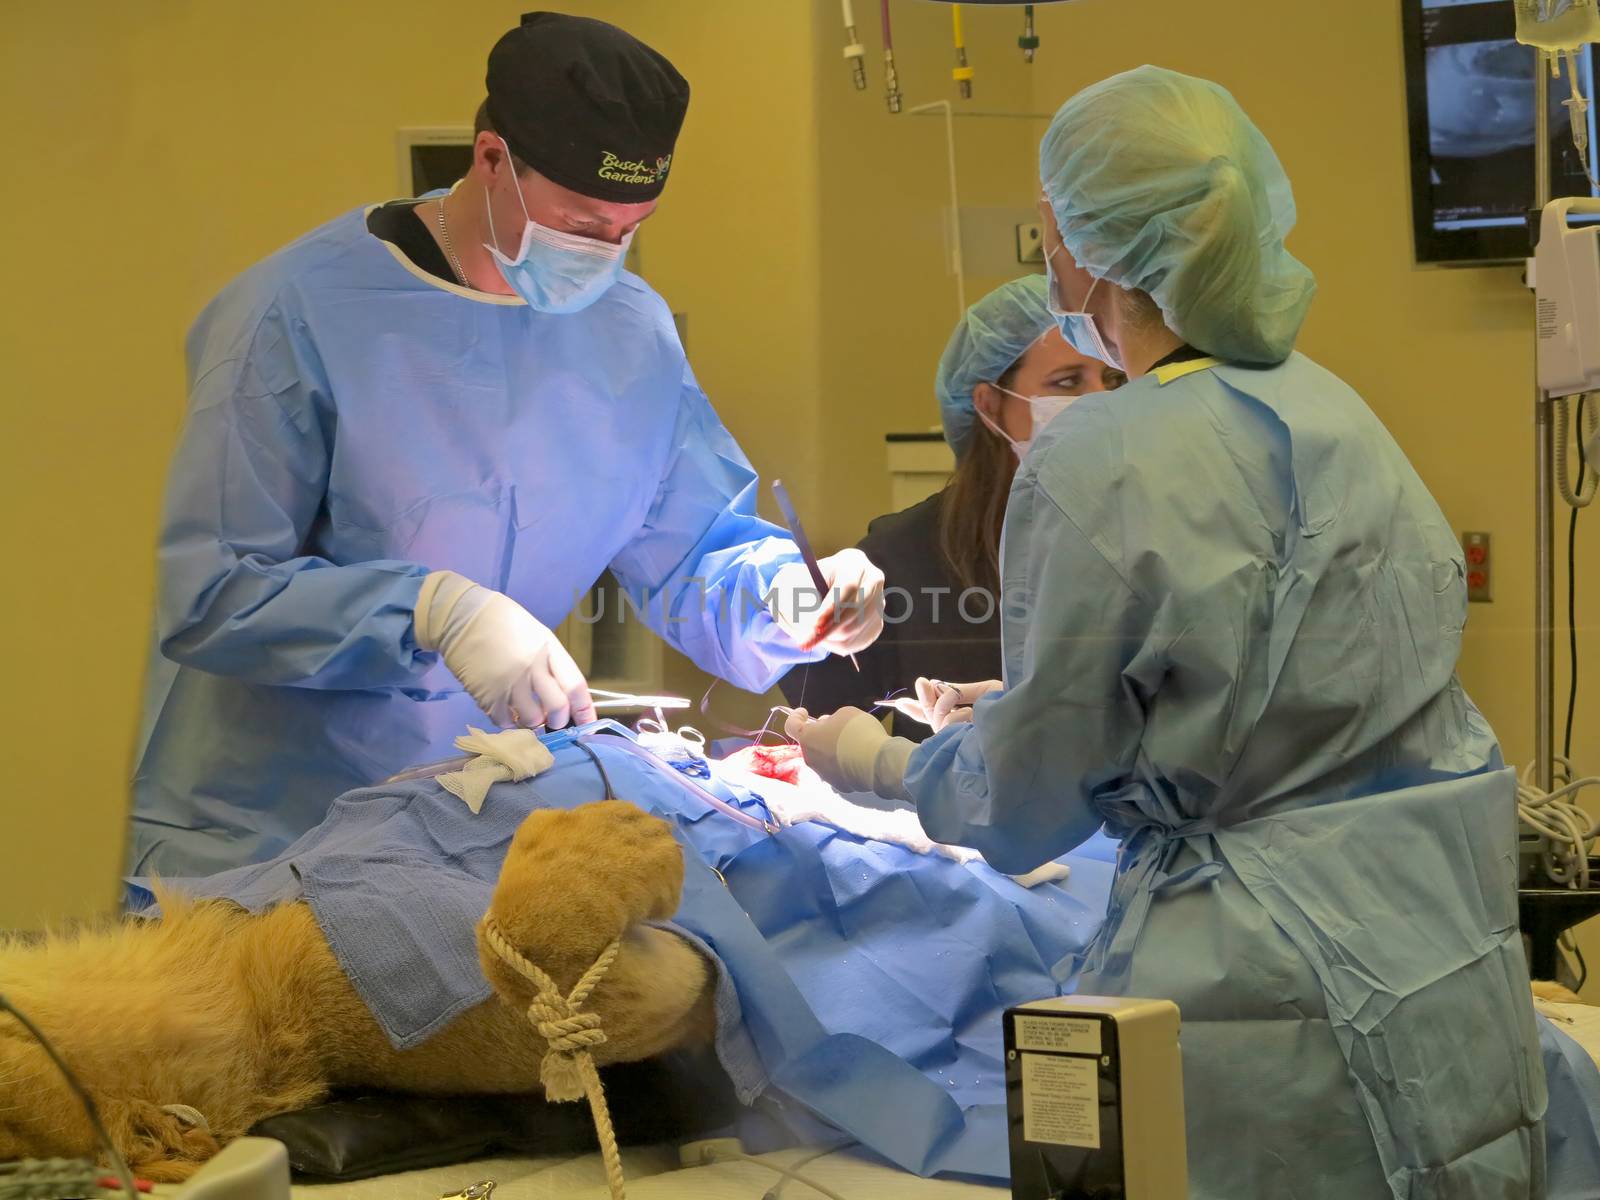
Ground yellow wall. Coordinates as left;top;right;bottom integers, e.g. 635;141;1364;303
0;0;821;926
3;0;1595;993
811;2;1041;550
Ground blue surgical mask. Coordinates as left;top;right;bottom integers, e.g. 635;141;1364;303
483;145;632;314
1046;245;1126;374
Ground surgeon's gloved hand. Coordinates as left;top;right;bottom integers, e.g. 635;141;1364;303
783;706;914;801
890;677;1002;733
767;549;887;656
414;570;596;732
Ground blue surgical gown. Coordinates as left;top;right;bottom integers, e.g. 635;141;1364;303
905;355;1550;1198
131;204;818;878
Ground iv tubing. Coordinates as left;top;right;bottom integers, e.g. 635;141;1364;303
581;732;779;834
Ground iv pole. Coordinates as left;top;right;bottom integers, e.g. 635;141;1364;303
1536;50;1557;795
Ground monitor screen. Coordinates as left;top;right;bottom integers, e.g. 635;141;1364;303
408;143;474;197
1402;0;1600;265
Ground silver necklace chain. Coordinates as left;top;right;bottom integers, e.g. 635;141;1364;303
435;199;470;288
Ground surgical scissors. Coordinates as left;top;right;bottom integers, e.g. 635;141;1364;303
588;688;691;711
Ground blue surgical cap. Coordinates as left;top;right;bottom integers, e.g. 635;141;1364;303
935;275;1053;457
1040;66;1315;364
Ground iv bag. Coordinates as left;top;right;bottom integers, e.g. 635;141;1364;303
1516;0;1600;51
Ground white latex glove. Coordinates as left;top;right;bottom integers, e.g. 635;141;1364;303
414;571;596;731
889;678;1003;733
767;548;886;655
783;706;913;800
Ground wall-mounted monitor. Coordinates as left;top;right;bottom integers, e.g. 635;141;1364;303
395;127;476;197
1402;0;1600;266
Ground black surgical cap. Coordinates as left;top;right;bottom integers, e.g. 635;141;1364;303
486;11;690;203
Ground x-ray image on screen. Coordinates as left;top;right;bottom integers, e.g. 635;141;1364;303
1405;0;1599;263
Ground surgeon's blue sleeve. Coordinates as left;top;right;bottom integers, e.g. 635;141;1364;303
157;302;431;689
904;484;1151;874
608;363;825;692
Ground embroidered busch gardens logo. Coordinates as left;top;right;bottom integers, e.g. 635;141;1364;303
599;151;673;186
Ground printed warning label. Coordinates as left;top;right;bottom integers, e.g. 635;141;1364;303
1538;297;1560;342
1021;1053;1101;1149
1013;1014;1102;1056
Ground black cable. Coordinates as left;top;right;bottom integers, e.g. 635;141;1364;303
1577;942;1589;993
575;738;616;800
1564;395;1588;764
0;995;137;1199
1566;506;1580;762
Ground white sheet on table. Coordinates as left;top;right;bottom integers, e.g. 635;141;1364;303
565;1146;1006;1199
151;1144;1007;1199
150;1146;681;1199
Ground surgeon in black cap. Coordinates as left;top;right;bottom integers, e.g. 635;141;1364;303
411;11;692;306
128;12;888;878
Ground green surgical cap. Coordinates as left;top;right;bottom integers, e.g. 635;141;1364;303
1039;65;1316;364
935;275;1053;458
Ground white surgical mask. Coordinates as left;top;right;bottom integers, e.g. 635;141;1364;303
483;140;632;313
1046;245;1126;374
978;386;1076;462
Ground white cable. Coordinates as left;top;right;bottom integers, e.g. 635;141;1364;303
900;106;1056;315
908;100;966;316
1518;759;1600;889
763;1143;852;1200
702;1148;853;1200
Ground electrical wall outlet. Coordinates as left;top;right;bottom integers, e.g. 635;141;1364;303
1016;222;1045;264
1463;532;1492;602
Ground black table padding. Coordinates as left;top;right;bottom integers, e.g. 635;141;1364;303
249;1052;737;1183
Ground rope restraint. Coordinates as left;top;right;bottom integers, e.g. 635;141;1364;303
482;921;627;1200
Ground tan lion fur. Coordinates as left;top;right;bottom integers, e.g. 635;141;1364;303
1531;980;1587;1006
0;801;715;1181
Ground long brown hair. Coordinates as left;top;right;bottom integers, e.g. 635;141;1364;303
936;363;1021;597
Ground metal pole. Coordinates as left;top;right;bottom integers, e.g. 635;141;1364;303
1536;50;1557;793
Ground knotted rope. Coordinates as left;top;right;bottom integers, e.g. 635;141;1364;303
483;920;626;1200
